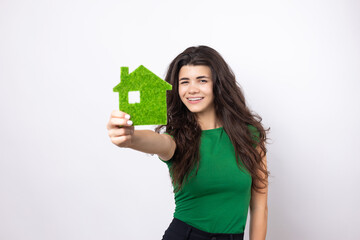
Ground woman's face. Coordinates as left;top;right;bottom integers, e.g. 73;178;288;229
178;65;215;116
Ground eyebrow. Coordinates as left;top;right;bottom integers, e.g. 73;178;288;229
179;76;210;81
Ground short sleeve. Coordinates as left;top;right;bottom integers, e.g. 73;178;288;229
247;124;260;147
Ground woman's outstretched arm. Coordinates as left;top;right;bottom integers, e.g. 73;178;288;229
249;146;268;240
107;110;176;161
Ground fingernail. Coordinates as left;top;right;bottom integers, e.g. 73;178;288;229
127;120;133;126
125;114;130;119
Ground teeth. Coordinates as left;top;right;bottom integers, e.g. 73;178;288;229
188;97;203;101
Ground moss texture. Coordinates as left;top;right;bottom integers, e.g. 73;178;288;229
113;65;172;125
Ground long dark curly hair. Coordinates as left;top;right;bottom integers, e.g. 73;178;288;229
156;45;269;193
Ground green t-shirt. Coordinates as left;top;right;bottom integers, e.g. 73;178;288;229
160;125;259;234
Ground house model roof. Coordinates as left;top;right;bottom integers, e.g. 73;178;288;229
113;65;172;92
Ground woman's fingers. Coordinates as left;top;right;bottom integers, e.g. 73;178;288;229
110;117;133;128
107;110;135;147
108;126;134;138
111;110;130;119
109;126;135;147
107;110;132;129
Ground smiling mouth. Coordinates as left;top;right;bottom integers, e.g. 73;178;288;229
187;97;204;101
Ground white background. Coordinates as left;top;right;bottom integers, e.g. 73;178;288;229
1;0;359;239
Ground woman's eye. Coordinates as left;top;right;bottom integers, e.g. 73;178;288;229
200;80;207;83
180;81;188;84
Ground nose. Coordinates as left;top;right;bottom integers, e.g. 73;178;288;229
188;82;200;94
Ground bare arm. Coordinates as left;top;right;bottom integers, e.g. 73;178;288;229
107;110;176;161
249;146;268;240
129;130;175;160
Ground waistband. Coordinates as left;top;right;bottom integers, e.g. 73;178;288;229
171;218;244;240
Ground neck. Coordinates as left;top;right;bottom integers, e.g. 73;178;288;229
196;109;221;130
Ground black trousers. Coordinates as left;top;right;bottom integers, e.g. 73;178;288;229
161;218;244;240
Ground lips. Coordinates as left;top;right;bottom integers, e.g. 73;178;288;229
187;97;204;101
186;97;204;104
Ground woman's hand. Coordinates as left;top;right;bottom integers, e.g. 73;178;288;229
107;110;176;160
107;110;134;148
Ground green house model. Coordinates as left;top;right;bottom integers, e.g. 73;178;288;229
113;65;172;125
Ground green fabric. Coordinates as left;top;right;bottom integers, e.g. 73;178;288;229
160;125;259;234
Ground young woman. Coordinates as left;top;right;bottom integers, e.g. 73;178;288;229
107;46;269;240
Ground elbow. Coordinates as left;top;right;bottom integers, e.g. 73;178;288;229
158;134;176;161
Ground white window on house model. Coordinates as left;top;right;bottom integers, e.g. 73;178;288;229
128;91;140;104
